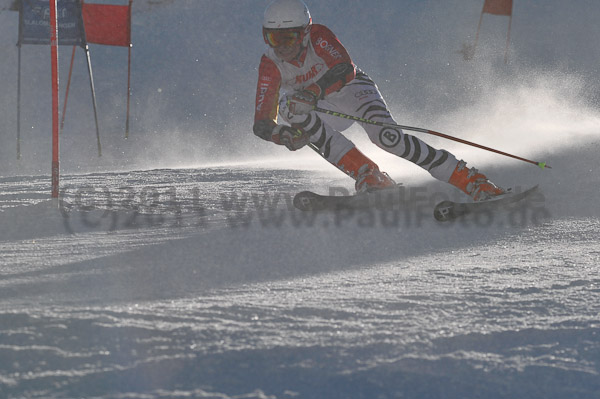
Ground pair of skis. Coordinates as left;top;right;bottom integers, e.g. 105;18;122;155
293;185;539;222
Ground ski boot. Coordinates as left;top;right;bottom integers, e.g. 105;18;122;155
336;147;396;193
354;164;396;193
448;160;506;201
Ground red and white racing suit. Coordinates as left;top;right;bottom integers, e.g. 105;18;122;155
253;24;458;182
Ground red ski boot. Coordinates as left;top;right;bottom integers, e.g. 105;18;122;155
448;160;506;201
336;148;396;193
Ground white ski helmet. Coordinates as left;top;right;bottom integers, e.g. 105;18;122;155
263;0;312;30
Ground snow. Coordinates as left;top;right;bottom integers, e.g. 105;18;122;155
1;137;599;398
2;0;600;397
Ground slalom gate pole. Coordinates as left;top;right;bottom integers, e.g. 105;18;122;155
125;42;132;139
61;45;77;130
125;0;133;139
504;14;512;64
314;106;551;170
84;44;102;157
17;43;22;160
472;8;484;60
50;0;60;200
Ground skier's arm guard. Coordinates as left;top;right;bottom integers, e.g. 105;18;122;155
297;62;354;102
314;62;355;98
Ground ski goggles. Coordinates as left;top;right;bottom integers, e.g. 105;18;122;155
263;28;303;48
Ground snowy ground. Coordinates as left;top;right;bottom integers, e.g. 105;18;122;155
1;140;599;399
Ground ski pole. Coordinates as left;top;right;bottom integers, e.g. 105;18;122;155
314;106;551;170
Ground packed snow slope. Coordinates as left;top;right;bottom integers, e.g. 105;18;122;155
0;130;599;398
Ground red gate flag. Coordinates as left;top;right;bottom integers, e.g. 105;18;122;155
82;3;131;46
482;0;513;16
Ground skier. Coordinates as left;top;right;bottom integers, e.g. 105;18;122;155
253;0;505;201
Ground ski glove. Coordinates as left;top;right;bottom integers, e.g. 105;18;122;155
272;125;311;151
286;84;321;115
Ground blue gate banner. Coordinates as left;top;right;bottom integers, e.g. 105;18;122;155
19;0;84;46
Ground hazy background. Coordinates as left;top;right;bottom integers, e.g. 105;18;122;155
1;0;599;177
